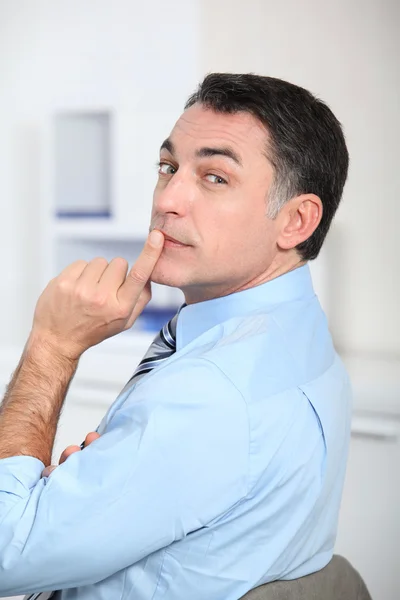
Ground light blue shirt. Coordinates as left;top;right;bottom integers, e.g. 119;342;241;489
0;264;351;599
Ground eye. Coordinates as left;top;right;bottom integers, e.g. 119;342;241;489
157;162;177;176
204;174;228;185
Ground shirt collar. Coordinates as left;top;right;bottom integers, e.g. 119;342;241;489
176;264;315;350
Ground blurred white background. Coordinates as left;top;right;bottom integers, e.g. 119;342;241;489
0;1;399;599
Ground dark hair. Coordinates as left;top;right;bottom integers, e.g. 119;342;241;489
185;73;349;260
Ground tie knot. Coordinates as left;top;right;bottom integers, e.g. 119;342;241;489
161;317;177;350
163;302;186;349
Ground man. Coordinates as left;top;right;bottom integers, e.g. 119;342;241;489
0;73;351;599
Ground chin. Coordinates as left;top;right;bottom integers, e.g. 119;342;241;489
151;264;186;288
151;250;201;288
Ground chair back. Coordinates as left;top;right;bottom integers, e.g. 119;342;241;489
240;555;372;599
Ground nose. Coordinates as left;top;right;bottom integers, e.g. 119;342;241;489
153;170;193;217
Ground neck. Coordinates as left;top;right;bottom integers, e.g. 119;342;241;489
182;253;307;305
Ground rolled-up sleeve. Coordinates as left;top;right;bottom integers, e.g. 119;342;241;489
0;357;249;596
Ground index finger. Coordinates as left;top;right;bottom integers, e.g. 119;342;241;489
117;230;164;305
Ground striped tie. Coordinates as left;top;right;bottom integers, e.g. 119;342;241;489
124;304;182;388
24;593;54;600
24;305;184;600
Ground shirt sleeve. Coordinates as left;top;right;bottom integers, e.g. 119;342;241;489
0;357;249;596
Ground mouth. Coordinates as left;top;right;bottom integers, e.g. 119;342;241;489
161;233;190;248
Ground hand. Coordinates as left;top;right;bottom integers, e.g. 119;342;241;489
29;230;165;360
41;431;100;478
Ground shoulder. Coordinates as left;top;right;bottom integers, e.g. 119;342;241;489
119;356;250;457
133;354;247;410
107;357;252;501
190;301;335;400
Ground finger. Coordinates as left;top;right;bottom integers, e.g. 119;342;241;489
97;257;129;296
59;444;81;464
59;259;88;280
139;280;152;307
124;282;152;330
117;230;164;306
78;257;109;284
42;465;57;478
84;431;101;447
59;432;99;465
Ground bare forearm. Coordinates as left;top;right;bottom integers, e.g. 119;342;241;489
0;334;78;464
0;233;162;465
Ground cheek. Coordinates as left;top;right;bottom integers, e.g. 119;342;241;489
199;220;253;270
151;187;161;212
150;199;156;222
201;203;259;248
231;213;275;262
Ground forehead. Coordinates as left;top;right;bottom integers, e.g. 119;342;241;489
167;104;269;159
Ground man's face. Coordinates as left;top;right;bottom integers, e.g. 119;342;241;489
150;103;281;303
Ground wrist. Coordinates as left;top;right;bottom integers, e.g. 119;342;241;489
24;331;80;373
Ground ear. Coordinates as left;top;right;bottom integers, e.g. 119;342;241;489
276;193;323;251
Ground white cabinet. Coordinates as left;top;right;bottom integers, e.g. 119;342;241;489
336;419;400;600
47;108;176;240
54;396;109;461
40;106;186;334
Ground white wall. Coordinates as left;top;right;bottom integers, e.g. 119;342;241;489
199;0;400;358
1;0;399;357
0;0;399;357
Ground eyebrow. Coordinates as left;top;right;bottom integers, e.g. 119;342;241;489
160;138;175;154
160;138;243;167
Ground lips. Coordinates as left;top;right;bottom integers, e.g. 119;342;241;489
162;233;188;246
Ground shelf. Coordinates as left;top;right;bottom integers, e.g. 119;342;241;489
0;344;398;417
341;353;400;416
54;237;144;275
53;219;144;241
